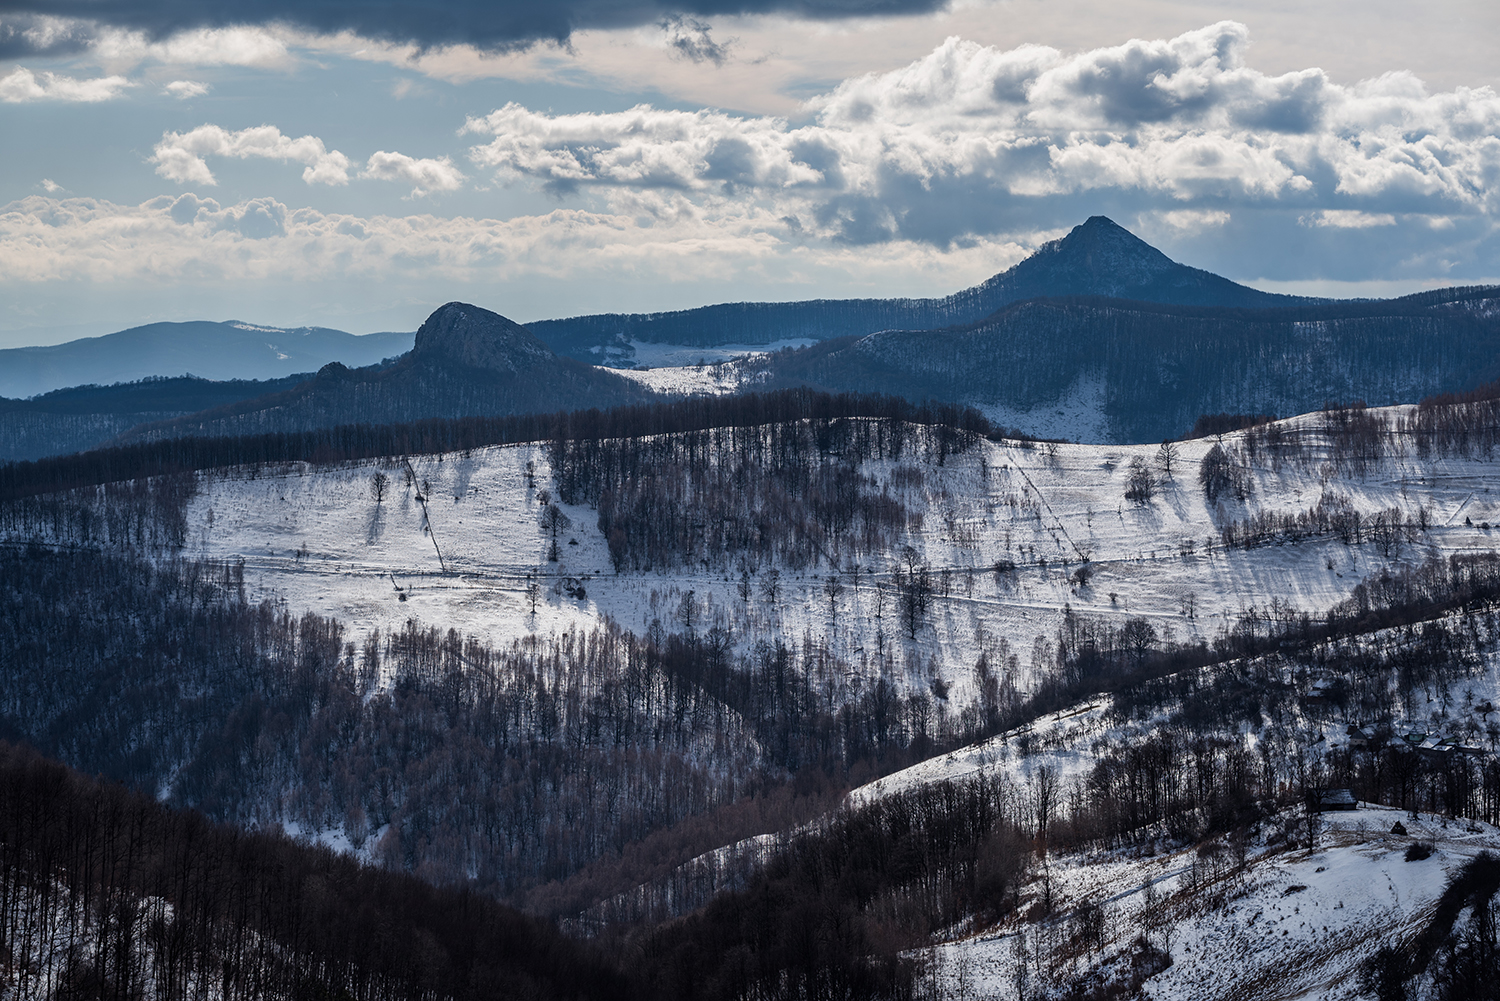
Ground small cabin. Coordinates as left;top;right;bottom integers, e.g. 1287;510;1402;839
1315;789;1358;812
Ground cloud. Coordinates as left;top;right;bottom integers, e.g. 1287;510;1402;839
361;151;466;197
1302;209;1398;229
459;22;1500;255
661;15;731;66
0;0;945;55
151;124;352;186
164;79;210;98
0;191;1034;298
39;179;62;193
0;13;94;58
4;22;1499;299
90;24;293;69
0;66;132;102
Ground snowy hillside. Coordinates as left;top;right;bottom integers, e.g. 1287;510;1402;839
928;806;1500;1001
166;403;1500;712
8;393;1500;999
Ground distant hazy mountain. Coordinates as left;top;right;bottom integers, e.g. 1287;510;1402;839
123;303;649;443
0;321;415;399
751;287;1500;442
528;216;1314;362
0;374;313;463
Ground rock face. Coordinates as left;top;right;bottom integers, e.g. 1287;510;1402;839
411;303;555;374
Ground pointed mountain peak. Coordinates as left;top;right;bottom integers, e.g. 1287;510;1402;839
1033;216;1176;278
963;215;1286;308
412;302;554;374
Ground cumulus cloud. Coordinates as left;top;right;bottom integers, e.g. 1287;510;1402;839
151;125;352;186
361;151;467;197
90;24;293;69
164;79;210;98
460;21;1500;256
5;22;1500;299
0;0;944;55
0;66;131;102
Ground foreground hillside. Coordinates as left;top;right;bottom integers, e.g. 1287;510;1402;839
6;389;1500;998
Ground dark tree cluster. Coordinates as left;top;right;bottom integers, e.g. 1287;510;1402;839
0;741;633;1001
1188;412;1277;438
550;416;980;571
635;774;1027;1001
0;545;1017;911
1218;490;1415;553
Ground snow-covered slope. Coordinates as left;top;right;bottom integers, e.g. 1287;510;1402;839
928;806;1500;1001
162;405;1500;714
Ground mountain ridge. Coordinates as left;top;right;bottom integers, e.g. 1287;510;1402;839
117;302;651;444
0;321;415;399
526;216;1315;361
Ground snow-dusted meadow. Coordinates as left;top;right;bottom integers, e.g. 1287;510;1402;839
176;402;1500;714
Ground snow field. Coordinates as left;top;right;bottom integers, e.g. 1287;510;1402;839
174;405;1500;713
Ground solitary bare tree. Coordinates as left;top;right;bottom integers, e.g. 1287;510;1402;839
822;575;845;626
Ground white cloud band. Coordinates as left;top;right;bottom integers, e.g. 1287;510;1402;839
0;66;131;102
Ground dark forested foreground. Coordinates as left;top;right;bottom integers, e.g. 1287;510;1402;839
0;742;635;1001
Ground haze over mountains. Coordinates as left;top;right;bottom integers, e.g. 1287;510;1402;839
0;321;414;400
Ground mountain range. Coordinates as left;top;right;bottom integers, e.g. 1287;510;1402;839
6;215;1499;461
0;321;413;400
749;286;1500;442
526;216;1315;363
119;302;648;445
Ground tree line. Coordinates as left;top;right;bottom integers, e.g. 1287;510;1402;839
0;388;1014;503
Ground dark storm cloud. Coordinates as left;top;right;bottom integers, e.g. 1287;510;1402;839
0;0;947;53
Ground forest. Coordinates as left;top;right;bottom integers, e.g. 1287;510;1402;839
9;387;1500;998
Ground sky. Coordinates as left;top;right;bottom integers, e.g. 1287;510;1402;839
1;0;1498;347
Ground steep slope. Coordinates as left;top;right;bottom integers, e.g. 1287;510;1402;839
0;321;413;398
120;302;651;441
750;287;1500;442
527;217;1312;361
